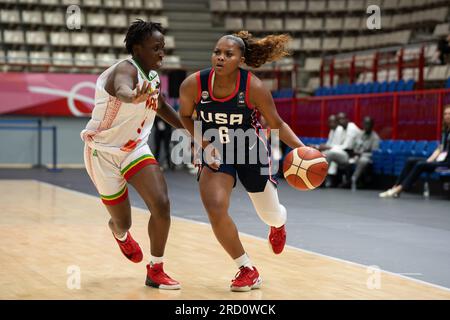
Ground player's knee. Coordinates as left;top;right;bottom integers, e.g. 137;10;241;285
258;204;287;227
203;198;229;221
151;196;171;219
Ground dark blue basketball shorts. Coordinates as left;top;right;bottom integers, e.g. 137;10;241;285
199;162;278;193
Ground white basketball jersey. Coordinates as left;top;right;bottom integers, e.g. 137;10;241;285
81;58;160;155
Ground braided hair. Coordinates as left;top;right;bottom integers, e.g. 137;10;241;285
124;19;164;55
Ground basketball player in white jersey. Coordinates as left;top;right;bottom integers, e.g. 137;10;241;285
81;20;183;289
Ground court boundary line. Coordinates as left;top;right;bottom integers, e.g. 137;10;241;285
22;179;450;293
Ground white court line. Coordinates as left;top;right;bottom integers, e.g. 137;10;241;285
33;180;450;293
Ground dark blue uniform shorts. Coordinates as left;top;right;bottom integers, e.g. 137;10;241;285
198;162;278;193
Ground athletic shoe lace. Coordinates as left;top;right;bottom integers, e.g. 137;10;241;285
121;237;135;253
152;264;173;281
233;266;251;281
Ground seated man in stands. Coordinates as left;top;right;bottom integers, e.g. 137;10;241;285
317;114;345;152
341;117;380;189
379;104;450;198
323;112;362;187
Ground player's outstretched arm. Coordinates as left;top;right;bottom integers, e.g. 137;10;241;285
111;61;150;104
157;94;184;129
249;74;304;149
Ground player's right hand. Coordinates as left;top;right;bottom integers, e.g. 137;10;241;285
131;81;151;104
80;129;98;143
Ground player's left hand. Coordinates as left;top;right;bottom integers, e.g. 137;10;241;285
131;81;151;104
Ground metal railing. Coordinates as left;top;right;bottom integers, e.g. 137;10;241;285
275;88;450;141
0;119;59;170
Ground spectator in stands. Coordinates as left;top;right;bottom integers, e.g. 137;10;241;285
379;104;450;198
436;35;450;65
323;112;361;187
317;114;345;152
343;117;380;190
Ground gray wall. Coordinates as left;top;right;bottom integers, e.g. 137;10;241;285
0;116;162;167
0;116;93;166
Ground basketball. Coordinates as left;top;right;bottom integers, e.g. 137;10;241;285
283;147;328;191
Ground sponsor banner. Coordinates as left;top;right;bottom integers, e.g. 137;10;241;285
0;72;168;117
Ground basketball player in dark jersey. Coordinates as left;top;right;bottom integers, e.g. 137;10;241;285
179;31;304;291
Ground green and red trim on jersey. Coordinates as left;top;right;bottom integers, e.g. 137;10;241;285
121;154;158;181
101;185;128;205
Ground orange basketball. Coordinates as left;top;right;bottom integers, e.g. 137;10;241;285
282;147;328;191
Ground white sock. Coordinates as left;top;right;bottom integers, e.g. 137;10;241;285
234;253;253;270
115;232;128;242
150;255;164;265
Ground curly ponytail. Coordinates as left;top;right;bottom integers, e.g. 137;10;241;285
233;31;291;68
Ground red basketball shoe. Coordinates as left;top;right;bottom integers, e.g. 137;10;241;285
268;225;286;254
114;231;143;263
230;266;262;292
145;263;181;290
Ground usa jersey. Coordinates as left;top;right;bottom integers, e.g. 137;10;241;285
195;67;269;164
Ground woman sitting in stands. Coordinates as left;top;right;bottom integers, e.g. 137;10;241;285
379;104;450;198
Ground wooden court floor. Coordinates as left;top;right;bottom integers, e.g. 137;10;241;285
1;179;450;300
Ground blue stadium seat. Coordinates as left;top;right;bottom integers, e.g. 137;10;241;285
338;84;349;95
401;140;416;155
272;91;281;98
397;79;405;91
405;79;415;91
371;81;380;93
300;137;325;147
363;82;373;94
394;140;416;175
379;81;388;92
388;80;397;92
347;83;356;94
355;83;365;94
316;138;325;145
426;141;439;156
446;77;450;89
329;86;337;95
372;140;444;177
383;140;404;175
342;84;351;95
301;137;312;145
411;140;428;157
372;140;393;174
